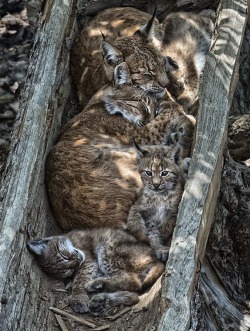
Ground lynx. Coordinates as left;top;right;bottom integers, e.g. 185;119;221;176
127;143;190;262
161;11;215;111
71;7;214;112
46;62;195;231
70;7;173;107
27;228;164;315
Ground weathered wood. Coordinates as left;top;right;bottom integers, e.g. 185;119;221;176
158;0;248;330
0;0;81;329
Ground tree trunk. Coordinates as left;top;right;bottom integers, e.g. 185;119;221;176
0;0;249;330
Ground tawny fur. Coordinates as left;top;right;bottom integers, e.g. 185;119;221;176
71;7;214;112
46;65;194;231
27;228;164;316
70;7;166;107
127;144;190;262
161;11;214;111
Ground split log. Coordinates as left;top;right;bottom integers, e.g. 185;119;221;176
0;0;249;330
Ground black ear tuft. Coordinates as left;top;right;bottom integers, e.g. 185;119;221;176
133;7;158;45
100;30;105;40
133;139;149;157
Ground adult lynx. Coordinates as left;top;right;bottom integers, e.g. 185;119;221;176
71;7;214;111
46;63;194;231
27;228;164;315
70;7;171;107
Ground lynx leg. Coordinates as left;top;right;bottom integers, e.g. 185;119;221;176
89;291;139;316
68;260;98;313
141;261;165;290
126;206;149;244
85;272;142;293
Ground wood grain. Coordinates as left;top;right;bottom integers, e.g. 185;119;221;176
158;0;248;330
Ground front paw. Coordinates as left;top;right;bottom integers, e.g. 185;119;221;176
89;293;110;316
156;248;169;263
85;279;104;293
66;294;90;314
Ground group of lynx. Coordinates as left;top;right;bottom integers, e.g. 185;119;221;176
28;7;214;316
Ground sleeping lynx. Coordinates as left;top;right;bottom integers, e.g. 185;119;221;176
27;228;164;315
71;7;170;107
161;11;215;111
46;62;194;231
127;143;190;262
71;7;214;111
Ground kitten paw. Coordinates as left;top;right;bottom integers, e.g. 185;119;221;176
85;279;104;293
89;291;139;316
156;248;169;262
89;293;110;316
67;294;90;314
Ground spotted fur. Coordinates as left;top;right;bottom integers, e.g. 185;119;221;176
27;228;164;316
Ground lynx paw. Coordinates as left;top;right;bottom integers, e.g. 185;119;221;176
67;294;90;314
156;248;169;262
89;291;139;316
89;293;111;316
85;279;104;293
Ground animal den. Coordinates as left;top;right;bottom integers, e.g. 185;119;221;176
0;0;249;330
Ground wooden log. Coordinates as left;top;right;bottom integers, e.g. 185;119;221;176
158;0;248;330
0;0;81;329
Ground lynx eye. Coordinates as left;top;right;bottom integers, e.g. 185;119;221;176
145;170;152;176
161;171;169;177
59;251;71;260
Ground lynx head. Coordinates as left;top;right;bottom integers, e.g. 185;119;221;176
100;12;176;98
27;236;85;279
104;62;158;125
134;142;187;192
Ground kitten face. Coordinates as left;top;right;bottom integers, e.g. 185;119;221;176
136;144;182;192
140;156;179;192
27;237;85;279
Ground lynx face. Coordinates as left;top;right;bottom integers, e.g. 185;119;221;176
27;237;85;279
135;144;183;193
103;62;158;126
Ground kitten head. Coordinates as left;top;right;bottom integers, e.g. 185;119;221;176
134;142;185;192
27;236;85;279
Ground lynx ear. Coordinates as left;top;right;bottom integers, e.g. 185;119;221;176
114;62;132;86
27;238;51;255
133;139;149;157
170;143;182;164
101;40;123;66
133;8;161;49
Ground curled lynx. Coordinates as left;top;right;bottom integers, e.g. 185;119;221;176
46;61;194;231
27;228;164;315
70;7;173;107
